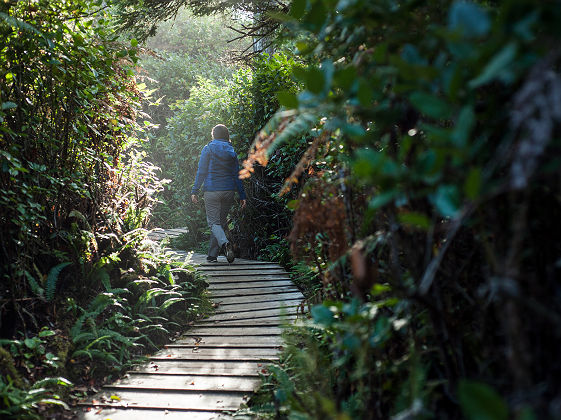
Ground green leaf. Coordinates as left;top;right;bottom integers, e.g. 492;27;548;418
371;284;391;296
464;168;482;200
458;380;508;420
307;0;328;28
357;78;373;106
38;329;55;338
369;191;398;210
398;212;431;230
311;304;334;326
452;106;475;147
287;199;299;210
334;66;357;90
448;1;491;38
24;338;37;349
307;68;325;94
342;333;361;350
130;38;138;48
290;0;307;18
409;92;451;120
432;185;460;217
469;43;518;88
1;102;17;110
277;91;299;109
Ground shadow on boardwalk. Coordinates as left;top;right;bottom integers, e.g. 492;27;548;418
77;228;303;419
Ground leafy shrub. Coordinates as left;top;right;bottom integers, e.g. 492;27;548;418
68;233;210;378
239;0;561;417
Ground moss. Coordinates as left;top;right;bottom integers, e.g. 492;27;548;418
0;347;25;389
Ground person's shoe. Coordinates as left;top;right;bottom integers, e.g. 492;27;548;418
223;242;235;263
206;256;217;263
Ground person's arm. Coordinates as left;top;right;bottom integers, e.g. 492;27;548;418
191;146;210;200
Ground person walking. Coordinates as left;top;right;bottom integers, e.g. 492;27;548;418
191;124;247;263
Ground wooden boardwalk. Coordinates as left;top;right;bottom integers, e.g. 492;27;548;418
78;229;303;419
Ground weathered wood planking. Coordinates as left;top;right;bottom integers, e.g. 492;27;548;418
214;300;301;313
80;389;246;410
213;292;303;306
171;335;284;346
210;286;299;298
198;264;281;271
108;374;260;392
80;408;234;420
202;307;299;321
208;280;294;290
132;360;267;375
203;270;287;276
78;247;304;419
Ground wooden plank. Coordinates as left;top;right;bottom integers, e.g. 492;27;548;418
149;355;278;362
214;300;301;313
214;292;304;306
201;313;297;324
203;269;287;276
204;307;299;321
187;326;283;336
131;360;266;375
80;389;245;411
208;280;294;290
195;317;297;327
173;336;283;347
155;347;279;358
79;407;234;420
210;286;299;298
205;275;292;283
198;264;281;271
205;276;292;284
107;374;260;392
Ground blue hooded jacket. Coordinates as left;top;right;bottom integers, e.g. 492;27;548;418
191;138;247;200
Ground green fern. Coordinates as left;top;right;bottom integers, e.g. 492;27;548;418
24;271;44;298
68;209;91;230
45;262;71;302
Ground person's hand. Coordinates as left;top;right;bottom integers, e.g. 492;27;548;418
191;194;198;204
240;199;247;209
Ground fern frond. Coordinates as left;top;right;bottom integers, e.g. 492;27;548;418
24;270;44;298
72;332;96;344
159;297;184;311
83;335;112;351
32;377;72;388
45;262;71;302
71;349;93;360
68;209;91;230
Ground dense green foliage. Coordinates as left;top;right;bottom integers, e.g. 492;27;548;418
231;0;561;418
0;1;210;417
139;10;247;131
153;53;306;258
2;0;561;418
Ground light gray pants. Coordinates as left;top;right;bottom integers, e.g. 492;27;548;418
204;190;235;258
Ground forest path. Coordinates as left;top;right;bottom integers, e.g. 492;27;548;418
78;228;304;419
